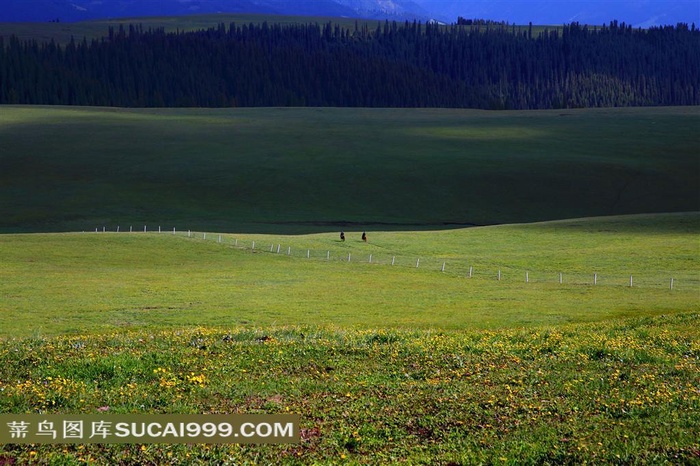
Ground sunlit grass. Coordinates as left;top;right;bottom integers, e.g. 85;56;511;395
0;313;698;463
0;213;697;338
0;215;696;462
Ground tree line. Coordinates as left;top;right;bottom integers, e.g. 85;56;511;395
0;20;698;109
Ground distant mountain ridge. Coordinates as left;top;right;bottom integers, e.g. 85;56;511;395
1;0;698;26
334;0;430;20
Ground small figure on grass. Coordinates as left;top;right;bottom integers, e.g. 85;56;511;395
340;231;345;242
362;231;367;242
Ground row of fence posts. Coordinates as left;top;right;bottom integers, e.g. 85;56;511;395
90;226;679;290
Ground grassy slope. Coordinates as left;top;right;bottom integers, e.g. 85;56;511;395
1;213;697;338
1;106;698;234
1;212;698;461
0;17;697;464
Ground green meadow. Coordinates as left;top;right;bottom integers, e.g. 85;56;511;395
1;213;698;338
0;315;698;464
1;106;698;233
0;104;698;463
0;213;698;463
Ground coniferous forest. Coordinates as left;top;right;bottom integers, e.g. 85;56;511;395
0;20;698;109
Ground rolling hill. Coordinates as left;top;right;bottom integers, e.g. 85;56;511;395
1;212;698;338
0;106;698;234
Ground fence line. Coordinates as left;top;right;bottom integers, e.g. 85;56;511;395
87;226;699;291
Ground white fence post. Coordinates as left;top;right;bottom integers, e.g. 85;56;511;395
526;271;529;283
416;258;420;268
559;272;563;284
441;262;445;273
369;254;372;263
469;266;473;278
327;251;330;260
391;256;395;266
670;278;674;290
594;273;597;285
498;270;501;281
277;244;281;254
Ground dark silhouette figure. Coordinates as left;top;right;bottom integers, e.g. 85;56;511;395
340;231;345;242
362;231;367;242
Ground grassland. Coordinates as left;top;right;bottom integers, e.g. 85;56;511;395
1;106;698;234
1;313;698;464
0;213;697;338
0;103;698;462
